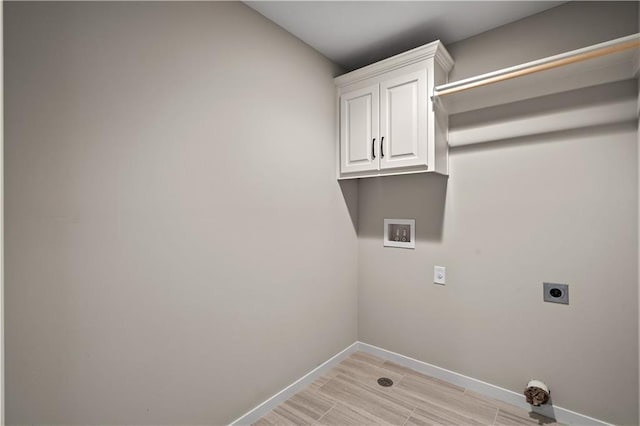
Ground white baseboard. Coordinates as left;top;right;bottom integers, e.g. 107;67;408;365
228;342;360;425
357;342;612;426
229;341;612;426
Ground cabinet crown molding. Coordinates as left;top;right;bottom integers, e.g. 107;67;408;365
334;40;453;88
336;39;452;179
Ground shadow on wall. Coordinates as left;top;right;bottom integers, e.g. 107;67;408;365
451;80;635;129
338;179;359;232
450;120;638;155
337;80;638;243
448;79;638;147
344;19;456;72
357;173;448;242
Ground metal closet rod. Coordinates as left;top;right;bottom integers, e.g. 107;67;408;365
434;37;640;98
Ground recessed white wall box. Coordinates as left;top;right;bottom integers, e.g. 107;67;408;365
383;219;415;249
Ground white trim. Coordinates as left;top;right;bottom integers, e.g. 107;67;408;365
383;219;416;249
228;342;360;426
357;342;614;426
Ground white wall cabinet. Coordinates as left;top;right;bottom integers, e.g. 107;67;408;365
335;40;453;179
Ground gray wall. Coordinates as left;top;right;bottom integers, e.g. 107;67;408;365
357;2;640;425
5;1;640;425
4;2;358;424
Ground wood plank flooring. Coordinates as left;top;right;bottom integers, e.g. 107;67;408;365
254;352;561;426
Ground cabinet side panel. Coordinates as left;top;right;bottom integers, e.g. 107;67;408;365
434;62;449;175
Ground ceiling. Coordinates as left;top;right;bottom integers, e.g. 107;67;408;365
245;1;565;71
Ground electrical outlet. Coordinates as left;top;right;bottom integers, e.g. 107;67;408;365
434;266;446;285
543;282;569;305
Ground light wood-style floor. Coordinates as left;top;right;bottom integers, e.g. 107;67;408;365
254;352;561;426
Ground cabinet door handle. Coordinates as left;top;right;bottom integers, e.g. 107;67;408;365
380;137;385;158
372;138;376;159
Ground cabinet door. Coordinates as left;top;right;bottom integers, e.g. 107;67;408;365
340;84;379;175
379;70;428;170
